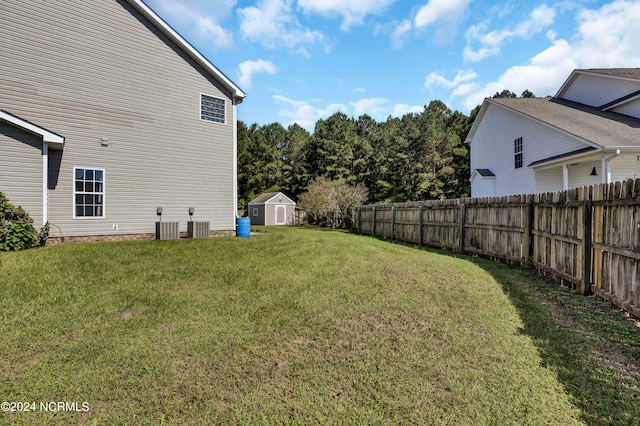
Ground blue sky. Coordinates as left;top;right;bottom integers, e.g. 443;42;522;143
144;0;640;130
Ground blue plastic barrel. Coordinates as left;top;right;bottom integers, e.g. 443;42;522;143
236;217;250;238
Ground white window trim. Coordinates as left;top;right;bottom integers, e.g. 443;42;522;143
252;208;259;216
200;93;227;125
514;137;523;169
73;167;106;219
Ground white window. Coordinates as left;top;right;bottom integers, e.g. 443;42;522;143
514;137;523;169
200;94;225;124
252;208;258;216
74;167;105;218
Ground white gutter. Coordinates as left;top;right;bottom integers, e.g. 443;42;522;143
602;149;621;184
232;98;238;228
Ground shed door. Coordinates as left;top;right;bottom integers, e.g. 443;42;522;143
275;205;286;225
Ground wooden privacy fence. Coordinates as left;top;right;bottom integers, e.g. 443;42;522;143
355;179;640;318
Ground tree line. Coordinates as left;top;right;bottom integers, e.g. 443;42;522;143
238;100;474;209
237;91;533;211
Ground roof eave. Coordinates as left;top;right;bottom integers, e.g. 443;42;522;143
126;0;246;102
464;99;490;143
0;109;64;149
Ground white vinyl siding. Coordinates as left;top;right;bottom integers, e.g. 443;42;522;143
0;0;238;236
0;123;43;225
610;97;640;120
470;103;589;197
561;73;640;108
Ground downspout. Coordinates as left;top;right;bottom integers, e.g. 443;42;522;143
232;97;238;228
562;164;569;191
42;142;48;226
601;149;621;184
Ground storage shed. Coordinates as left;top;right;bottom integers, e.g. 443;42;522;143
248;192;296;226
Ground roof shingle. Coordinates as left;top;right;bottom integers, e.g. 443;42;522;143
489;97;640;148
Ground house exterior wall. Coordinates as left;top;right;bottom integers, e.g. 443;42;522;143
0;123;44;225
531;156;640;194
0;0;237;238
610;154;640;182
560;73;640;107
249;204;266;226
534;167;563;193
469;175;495;198
470;103;588;197
568;160;603;188
611;97;640;119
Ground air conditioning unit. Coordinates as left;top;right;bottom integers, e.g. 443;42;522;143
155;221;179;240
187;221;210;238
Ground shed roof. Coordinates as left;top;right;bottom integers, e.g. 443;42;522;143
248;192;296;205
487;97;640;149
126;0;246;102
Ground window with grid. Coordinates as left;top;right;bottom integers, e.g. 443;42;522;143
514;137;523;169
74;168;104;218
200;94;225;124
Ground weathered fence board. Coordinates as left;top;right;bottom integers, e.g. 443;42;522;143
355;178;640;318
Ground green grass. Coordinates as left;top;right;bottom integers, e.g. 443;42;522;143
0;226;638;425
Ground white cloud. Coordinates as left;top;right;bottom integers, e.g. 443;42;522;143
391;0;469;45
273;95;347;129
297;0;396;31
425;70;478;89
391;20;412;49
349;98;389;117
353;87;367;93
391;103;424;117
145;0;235;49
464;4;556;63
571;0;640;67
273;95;423;128
238;0;326;53
458;0;640;112
414;0;470;29
461;39;576;111
238;59;278;88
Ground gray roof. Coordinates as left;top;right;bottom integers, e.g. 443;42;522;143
473;169;496;177
489;97;640;148
581;68;640;79
528;147;597;167
248;192;295;205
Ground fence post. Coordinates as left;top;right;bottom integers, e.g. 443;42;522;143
371;207;376;237
391;206;396;240
522;201;533;266
357;207;362;233
581;200;593;296
460;203;466;254
419;205;424;246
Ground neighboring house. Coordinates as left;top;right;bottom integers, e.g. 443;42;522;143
0;0;245;241
466;69;640;197
248;192;296;226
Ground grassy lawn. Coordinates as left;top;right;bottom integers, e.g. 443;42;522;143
0;226;638;425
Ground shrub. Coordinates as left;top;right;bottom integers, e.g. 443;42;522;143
0;191;48;251
298;177;368;228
